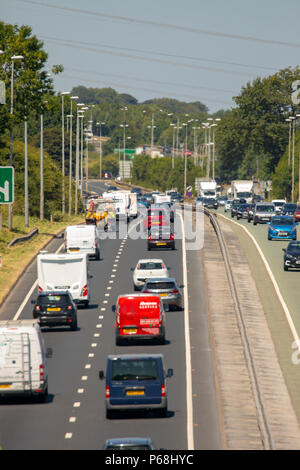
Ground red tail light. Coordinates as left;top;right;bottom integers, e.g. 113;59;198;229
161;385;166;397
67;305;73;311
38;286;43;293
161;264;165;269
39;364;44;381
137;263;141;269
148;235;152;240
106;386;110;398
35;305;41;311
82;285;88;297
170;233;174;240
171;289;179;294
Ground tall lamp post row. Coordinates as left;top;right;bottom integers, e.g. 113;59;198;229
286;114;300;203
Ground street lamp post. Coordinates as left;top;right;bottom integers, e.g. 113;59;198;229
120;123;129;179
75;104;85;215
40;100;48;221
61;91;70;215
9;54;23;231
96;121;105;179
290;116;296;202
68;95;78;215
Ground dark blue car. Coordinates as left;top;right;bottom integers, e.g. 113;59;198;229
99;354;173;418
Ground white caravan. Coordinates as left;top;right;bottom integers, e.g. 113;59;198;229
231;180;253;202
64;225;100;260
37;253;90;307
153;194;171;204
0;320;50;402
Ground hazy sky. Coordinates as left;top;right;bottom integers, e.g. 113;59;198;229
2;0;300;113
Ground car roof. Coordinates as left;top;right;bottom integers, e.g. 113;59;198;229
107;353;163;360
136;258;164;264
145;277;176;283
38;291;71;296
105;438;152;445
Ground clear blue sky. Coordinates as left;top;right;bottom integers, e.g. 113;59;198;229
2;0;300;113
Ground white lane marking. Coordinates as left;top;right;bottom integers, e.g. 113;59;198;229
103;300;108;304
101;307;106;311
65;433;73;439
218;213;300;354
98;315;104;319
180;213;194;451
107;286;112;290
81;376;88;381
69;417;76;423
88;353;94;358
13;241;65;320
113;264;118;267
77;388;84;394
94;333;100;337
96;324;103;328
85;364;91;369
73;402;80;407
91;343;97;347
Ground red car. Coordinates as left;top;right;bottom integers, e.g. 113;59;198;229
143;207;169;230
113;294;166;345
294;207;300;222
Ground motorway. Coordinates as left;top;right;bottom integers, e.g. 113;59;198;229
0;182;221;450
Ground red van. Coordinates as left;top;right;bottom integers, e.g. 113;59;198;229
113;294;166;345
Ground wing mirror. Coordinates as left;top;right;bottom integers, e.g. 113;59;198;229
99;370;105;380
112;305;116;313
166;368;173;378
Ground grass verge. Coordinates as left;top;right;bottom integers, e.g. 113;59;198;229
0;214;84;306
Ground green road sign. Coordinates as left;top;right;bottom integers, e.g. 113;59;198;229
114;149;136;156
0;167;14;204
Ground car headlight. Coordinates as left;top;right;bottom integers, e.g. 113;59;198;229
269;226;275;231
286;253;294;259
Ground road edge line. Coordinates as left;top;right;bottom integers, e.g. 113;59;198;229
180;212;194;450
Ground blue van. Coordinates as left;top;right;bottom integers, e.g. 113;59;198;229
99;353;173;419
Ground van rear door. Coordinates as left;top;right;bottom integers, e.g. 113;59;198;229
0;333;31;392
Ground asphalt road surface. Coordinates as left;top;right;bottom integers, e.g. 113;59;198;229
0;183;221;450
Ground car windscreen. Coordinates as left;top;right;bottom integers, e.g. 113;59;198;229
38;294;70;305
288;242;300;251
138;262;163;270
284;204;297;210
273;202;285;207
146;281;176;290
256;206;275;212
272;217;294;225
111;359;159;381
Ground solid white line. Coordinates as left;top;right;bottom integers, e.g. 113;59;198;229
13;241;65;321
218;213;300;352
180;213;194;450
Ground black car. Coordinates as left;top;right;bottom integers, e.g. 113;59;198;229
32;291;78;330
131;187;143;195
169;192;184;203
202;197;218;209
283;241;300;271
281;203;297;217
231;199;241;218
236;203;252;220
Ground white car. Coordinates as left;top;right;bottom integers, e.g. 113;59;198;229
224;200;233;212
132;259;169;290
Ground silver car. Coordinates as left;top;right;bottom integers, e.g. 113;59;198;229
253;203;276;225
142;277;183;311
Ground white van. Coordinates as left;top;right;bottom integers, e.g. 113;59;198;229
0;320;50;402
64;225;100;260
37;253;91;307
153;194;171;205
103;191;130;221
129;193;138;219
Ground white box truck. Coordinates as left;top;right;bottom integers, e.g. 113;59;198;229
198;181;217;198
37;253;90;307
153;193;171;204
231;180;253;202
0;320;50;402
128;193;138;219
64;225;100;260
